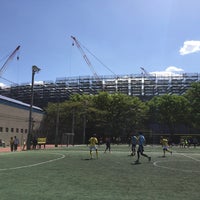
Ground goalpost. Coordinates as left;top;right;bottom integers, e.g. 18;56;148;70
61;133;75;147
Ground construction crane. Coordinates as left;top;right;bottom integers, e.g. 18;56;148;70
71;36;100;80
71;36;116;80
0;45;20;78
140;67;150;77
140;67;156;80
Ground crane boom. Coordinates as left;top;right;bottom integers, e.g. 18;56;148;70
0;45;20;77
140;67;149;77
71;36;100;80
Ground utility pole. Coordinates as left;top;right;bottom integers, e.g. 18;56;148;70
55;100;60;147
82;100;88;144
83;114;86;144
27;65;40;150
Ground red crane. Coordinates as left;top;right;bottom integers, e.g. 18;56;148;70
0;45;20;77
71;36;100;80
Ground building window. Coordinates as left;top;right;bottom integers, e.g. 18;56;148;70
0;127;3;132
6;127;9;132
16;128;19;133
11;128;14;132
25;129;28;134
21;129;23;133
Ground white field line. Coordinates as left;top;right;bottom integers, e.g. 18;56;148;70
153;152;200;173
153;160;200;173
0;153;65;171
179;153;200;162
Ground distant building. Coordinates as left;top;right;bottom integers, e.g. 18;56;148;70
0;95;44;147
0;73;199;108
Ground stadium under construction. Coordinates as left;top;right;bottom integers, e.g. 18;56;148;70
0;72;199;108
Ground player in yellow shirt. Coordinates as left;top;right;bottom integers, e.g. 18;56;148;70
89;134;98;159
160;136;172;157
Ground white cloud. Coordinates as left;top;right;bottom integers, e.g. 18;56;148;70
150;66;184;76
179;40;200;55
34;81;44;85
165;66;184;73
0;82;7;88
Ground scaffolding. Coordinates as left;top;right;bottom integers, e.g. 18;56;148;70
0;73;199;108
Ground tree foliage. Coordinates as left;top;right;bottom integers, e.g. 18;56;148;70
184;82;200;129
147;94;190;134
42;83;200;143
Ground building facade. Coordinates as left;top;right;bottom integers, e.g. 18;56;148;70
0;95;44;147
0;73;199;108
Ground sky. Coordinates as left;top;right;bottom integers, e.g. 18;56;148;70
0;0;200;87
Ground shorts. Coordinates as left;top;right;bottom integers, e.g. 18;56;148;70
132;144;136;151
137;145;144;153
90;145;97;151
163;146;168;150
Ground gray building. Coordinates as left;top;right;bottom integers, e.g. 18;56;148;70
0;73;199;108
0;95;44;147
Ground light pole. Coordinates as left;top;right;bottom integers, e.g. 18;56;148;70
83;100;88;144
54;85;60;147
27;65;40;150
55;99;60;147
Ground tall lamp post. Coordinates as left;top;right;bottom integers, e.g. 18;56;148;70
27;65;40;150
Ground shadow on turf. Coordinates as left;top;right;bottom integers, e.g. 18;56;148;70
81;158;96;161
131;162;141;165
157;156;168;158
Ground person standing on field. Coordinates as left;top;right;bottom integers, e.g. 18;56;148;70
22;138;26;151
89;134;98;159
130;134;138;156
10;137;14;152
13;136;19;151
104;136;111;153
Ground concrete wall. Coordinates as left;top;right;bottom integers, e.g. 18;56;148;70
0;99;44;147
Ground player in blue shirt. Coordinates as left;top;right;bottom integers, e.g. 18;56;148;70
135;132;151;163
130;135;138;156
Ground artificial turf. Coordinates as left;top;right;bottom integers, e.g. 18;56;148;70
0;145;199;200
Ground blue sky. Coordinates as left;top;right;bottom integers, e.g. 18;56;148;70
0;0;200;87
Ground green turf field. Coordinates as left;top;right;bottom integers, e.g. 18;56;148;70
0;145;199;200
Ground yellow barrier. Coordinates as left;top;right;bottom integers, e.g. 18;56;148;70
37;137;47;144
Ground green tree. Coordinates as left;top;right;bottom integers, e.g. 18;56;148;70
43;92;150;144
93;92;148;138
70;93;106;143
147;94;191;135
184;82;200;129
